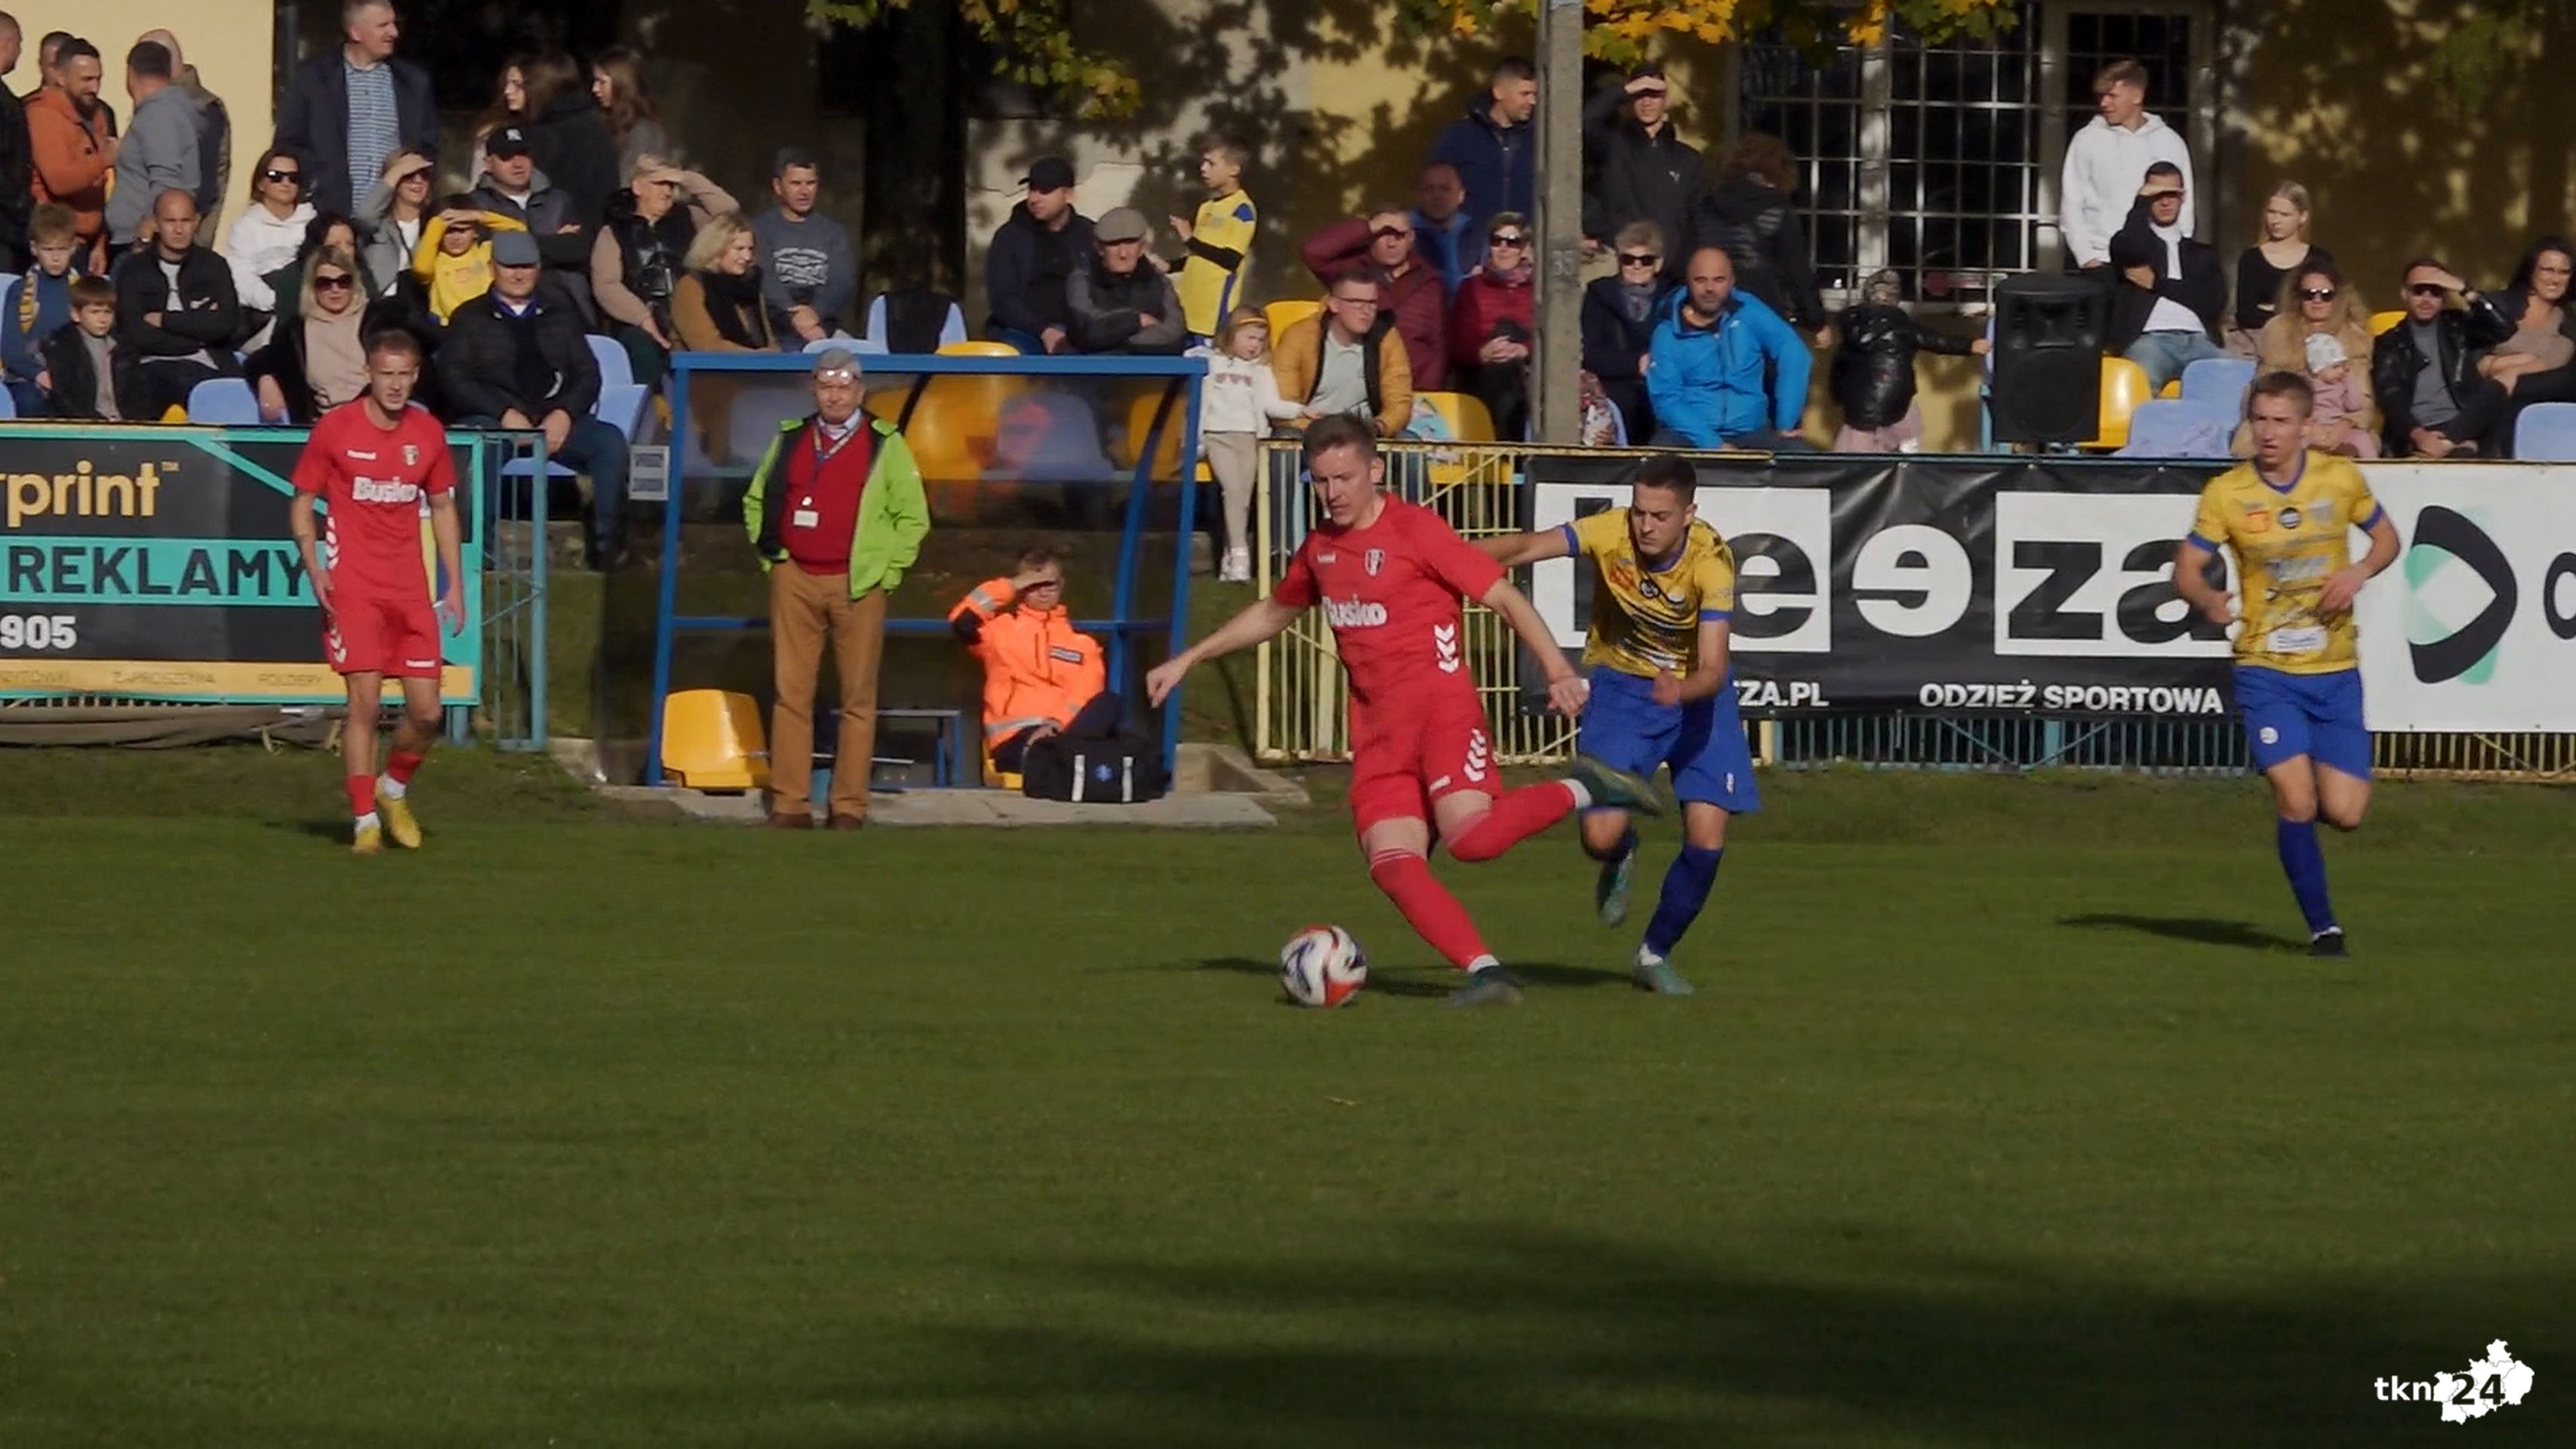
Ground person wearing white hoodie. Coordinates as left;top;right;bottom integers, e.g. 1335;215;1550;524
226;146;316;315
1193;306;1303;582
2057;59;2194;274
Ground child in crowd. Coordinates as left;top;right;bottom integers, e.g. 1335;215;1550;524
2302;331;2378;458
5;203;85;416
413;194;529;325
1830;268;1987;452
1171;136;1257;343
41;275;131;420
1193;306;1301;583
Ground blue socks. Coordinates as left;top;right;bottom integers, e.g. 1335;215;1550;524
2275;817;2337;934
1643;845;1725;958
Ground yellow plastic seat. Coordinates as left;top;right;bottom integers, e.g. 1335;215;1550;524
981;742;1023;792
660;689;769;791
2157;379;2182;399
1122;389;1203;478
2369;309;2405;337
2088;356;2153;449
1415;390;1497;442
1264;298;1321;337
937;340;1022;357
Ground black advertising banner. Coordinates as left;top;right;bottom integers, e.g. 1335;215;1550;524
1525;452;2236;717
0;426;482;703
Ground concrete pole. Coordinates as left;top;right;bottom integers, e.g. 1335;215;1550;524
1533;0;1586;444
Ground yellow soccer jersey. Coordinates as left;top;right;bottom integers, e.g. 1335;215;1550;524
2188;451;2385;675
1176;189;1257;337
1563;510;1736;678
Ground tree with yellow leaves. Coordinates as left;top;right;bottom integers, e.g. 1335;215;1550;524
1393;1;2024;64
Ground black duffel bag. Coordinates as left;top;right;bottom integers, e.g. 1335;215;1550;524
1019;732;1170;804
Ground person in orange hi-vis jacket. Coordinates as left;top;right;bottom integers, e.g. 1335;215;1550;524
948;546;1120;774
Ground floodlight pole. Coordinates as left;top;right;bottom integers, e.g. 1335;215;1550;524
1533;0;1586;445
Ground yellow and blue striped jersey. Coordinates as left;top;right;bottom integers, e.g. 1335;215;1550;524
1176;189;1257;337
2188;450;2384;675
1564;510;1734;678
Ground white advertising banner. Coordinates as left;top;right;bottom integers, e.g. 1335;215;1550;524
2353;462;2576;732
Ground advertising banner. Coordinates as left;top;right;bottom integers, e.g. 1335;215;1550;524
2353;463;2576;731
0;426;482;703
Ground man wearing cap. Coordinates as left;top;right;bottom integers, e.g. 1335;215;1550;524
272;0;437;218
1066;208;1186;355
469;123;594;321
1583;65;1700;277
440;229;629;568
2106;162;2224;394
754;147;856;348
743;348;930;829
985;155;1094;354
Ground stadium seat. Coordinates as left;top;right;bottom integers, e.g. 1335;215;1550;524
0;383;14;420
2370;309;2405;337
2181;356;2255;408
2511;401;2576;461
1120;389;1199;478
981;741;1023;792
1264;298;1321;337
2116;398;2237;459
586;334;633;391
0;275;17;331
186;377;262;425
1414;390;1497;441
725;384;817;466
660;689;769;791
937;340;1020;358
863;295;968;352
595;381;650;441
901;372;1033;479
2086;356;2153;449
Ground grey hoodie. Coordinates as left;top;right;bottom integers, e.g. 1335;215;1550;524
106;85;204;245
358;174;426;299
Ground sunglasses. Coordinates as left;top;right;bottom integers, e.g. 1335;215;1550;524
2299;288;2337;301
2406;283;2448;297
260;168;301;183
1371;226;1413;241
1489;233;1527;247
1618;252;1659;267
315;274;355;290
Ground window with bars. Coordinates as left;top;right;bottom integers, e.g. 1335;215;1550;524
1737;8;2206;310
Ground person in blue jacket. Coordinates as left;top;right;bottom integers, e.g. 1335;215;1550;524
1427;58;1537;226
1645;247;1814;451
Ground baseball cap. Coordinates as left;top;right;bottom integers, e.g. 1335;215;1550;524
487;126;531;159
1022;155;1076;192
490;231;540;267
2304;331;2348;373
1094;207;1150;244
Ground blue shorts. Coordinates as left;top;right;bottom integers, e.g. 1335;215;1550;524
2233;666;2371;779
1578;668;1760;814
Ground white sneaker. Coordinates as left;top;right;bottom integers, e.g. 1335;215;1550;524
1221;548;1251;583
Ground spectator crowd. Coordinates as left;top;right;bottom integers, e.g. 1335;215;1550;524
0;0;2564;560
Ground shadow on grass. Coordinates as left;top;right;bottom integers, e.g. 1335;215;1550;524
623;1225;2565;1447
2059;914;2300;952
1195;956;1628;1000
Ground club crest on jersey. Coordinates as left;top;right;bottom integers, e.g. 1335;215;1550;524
1365;548;1383;577
2277;506;2303;529
402;445;420;466
1640;577;1664;602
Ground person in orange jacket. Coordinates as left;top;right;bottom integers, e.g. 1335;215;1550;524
26;38;115;271
949;546;1120;772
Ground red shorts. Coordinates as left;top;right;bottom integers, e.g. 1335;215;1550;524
325;595;442;679
1347;688;1497;837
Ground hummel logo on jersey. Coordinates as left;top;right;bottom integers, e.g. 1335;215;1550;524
1316;550;1338;565
348;450;377;462
1433;623;1461;673
1323;596;1388;628
351;478;420;504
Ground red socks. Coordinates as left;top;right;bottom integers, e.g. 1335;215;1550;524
1445;781;1578;863
1368;850;1494;972
346;774;376;818
386;750;425;786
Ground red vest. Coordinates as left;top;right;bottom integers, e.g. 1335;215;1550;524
778;423;875;574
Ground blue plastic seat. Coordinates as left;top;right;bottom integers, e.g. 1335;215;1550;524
186;377;263;424
2510;401;2576;461
2180;356;2256;409
2116;398;2238;459
587;333;635;391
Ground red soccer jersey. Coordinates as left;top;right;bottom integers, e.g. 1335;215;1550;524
1271;496;1504;715
291;401;456;605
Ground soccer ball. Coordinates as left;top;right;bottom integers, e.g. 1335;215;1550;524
1279;924;1367;1008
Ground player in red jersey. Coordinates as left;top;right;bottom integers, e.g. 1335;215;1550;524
288;330;466;855
1146;417;1661;1006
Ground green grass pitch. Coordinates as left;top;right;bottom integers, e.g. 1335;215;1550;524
1;749;2568;1446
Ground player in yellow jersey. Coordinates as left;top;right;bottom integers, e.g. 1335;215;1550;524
1481;455;1756;994
1171;137;1257;340
2174;372;2401;957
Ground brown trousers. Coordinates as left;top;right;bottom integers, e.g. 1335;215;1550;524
768;565;888;820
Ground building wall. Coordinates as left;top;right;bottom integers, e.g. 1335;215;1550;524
14;0;275;242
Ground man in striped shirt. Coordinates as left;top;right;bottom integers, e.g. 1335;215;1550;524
273;2;436;217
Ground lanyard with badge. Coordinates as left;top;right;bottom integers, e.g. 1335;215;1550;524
792;424;855;531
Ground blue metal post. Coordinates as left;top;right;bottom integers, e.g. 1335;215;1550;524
1162;375;1205;776
645;361;693;784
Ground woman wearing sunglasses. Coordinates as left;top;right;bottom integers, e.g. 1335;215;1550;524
226;148;316;326
2251;263;2377;458
1450;213;1538;438
245;247;401;425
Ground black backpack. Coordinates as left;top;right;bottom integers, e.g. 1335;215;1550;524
1019;732;1169;804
